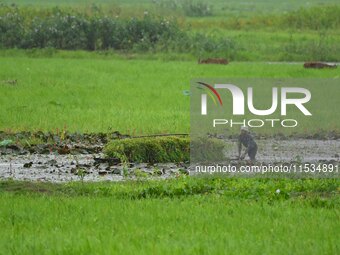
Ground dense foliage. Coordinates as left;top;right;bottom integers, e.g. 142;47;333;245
0;4;235;57
0;5;180;50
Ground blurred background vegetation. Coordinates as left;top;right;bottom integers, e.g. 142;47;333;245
1;0;340;61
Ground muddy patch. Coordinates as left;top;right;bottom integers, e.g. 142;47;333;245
0;137;339;182
190;139;340;178
224;139;340;163
0;153;188;182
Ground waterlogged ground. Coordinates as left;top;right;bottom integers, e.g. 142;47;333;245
225;139;340;163
0;137;339;182
0;153;187;182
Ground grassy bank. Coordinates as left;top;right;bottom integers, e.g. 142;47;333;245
0;178;339;254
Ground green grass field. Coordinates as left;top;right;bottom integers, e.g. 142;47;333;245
0;51;339;135
0;1;339;254
0;178;339;254
1;195;338;254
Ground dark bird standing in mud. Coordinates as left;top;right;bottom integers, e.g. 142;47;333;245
238;126;258;162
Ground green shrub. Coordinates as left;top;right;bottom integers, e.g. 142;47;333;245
104;136;190;163
0;5;24;48
0;5;182;51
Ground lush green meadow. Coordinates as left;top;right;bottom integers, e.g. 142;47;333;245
0;1;339;254
0;51;339;135
0;178;339;254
